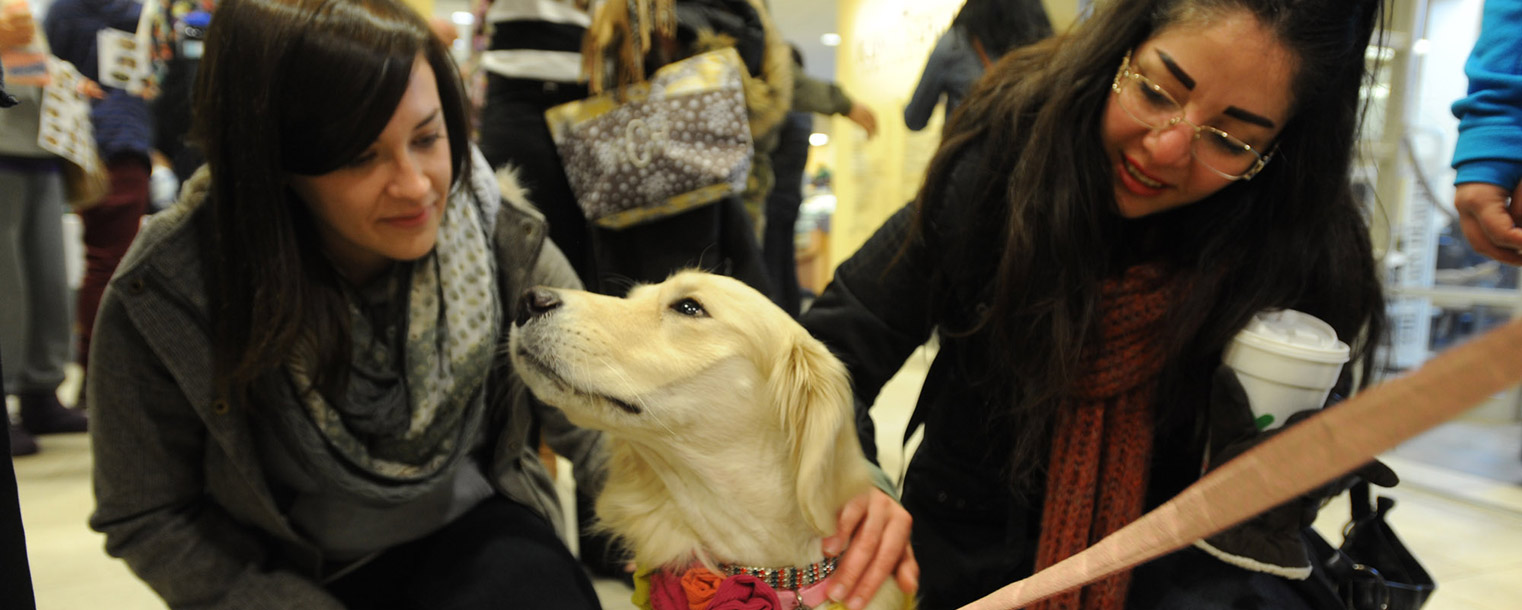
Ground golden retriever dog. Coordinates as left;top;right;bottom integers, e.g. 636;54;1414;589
509;270;906;610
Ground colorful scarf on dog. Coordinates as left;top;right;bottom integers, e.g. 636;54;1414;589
1032;263;1179;610
633;565;851;610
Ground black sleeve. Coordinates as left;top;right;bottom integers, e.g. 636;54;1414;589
801;203;939;464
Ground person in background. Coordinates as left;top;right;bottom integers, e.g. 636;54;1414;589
2;0;88;457
148;0;212;185
43;0;154;403
904;0;1052;132
763;44;876;317
807;0;1391;608
472;0;596;282
85;0;606;607
1450;0;1522;266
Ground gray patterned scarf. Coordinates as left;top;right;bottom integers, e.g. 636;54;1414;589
278;188;499;505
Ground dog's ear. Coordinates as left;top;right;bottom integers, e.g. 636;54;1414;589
772;333;872;535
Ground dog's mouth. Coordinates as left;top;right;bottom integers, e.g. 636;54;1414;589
514;346;643;415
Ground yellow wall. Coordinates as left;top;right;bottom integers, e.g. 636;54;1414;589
825;0;1081;266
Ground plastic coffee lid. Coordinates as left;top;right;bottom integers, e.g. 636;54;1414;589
1231;309;1350;364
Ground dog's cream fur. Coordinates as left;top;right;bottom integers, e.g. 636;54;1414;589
510;271;903;610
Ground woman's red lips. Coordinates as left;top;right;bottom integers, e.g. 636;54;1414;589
1119;155;1167;196
383;206;430;228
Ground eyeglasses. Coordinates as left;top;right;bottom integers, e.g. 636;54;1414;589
1111;50;1274;181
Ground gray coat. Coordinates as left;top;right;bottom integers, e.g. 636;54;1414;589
86;155;605;609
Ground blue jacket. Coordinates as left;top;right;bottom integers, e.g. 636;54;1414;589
1451;0;1522;190
904;28;985;132
43;0;153;160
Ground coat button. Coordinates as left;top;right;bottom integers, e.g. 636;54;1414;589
211;399;230;414
129;278;146;294
520;221;535;236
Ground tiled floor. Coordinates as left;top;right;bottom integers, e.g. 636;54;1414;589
12;351;1522;609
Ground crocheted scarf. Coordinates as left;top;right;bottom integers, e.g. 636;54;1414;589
1032;264;1180;610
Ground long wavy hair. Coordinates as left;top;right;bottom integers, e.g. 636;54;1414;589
919;0;1388;484
190;0;473;409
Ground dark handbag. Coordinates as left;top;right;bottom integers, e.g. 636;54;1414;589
1298;483;1435;610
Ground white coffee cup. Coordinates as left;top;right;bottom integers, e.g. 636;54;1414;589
1222;309;1350;431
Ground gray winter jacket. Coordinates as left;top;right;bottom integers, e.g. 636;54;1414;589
85;152;605;609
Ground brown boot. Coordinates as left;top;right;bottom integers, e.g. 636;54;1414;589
9;422;39;457
18;391;88;435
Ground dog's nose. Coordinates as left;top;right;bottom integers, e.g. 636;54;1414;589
516;288;562;326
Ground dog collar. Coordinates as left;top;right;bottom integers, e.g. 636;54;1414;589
718;555;837;592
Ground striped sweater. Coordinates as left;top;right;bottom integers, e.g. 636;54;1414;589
474;0;593;84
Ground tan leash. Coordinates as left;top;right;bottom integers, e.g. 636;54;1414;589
960;315;1522;610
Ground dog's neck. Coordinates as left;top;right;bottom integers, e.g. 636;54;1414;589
596;433;829;571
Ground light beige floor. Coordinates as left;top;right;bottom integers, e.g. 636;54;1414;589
13;351;1522;609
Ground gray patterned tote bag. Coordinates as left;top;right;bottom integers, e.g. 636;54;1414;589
545;47;753;230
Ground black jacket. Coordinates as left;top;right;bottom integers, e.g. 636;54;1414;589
800;148;1210;609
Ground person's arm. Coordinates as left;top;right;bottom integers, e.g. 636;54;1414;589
802;209;930;609
88;294;342;609
1450;0;1522;263
792;69;878;139
805;145;989;608
903;32;954;131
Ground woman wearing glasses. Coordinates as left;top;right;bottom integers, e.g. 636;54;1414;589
804;1;1388;609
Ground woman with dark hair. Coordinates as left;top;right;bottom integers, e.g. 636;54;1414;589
903;0;1053;131
84;0;605;607
814;1;1390;609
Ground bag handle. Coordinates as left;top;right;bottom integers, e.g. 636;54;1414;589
971;35;993;70
1349;480;1373;522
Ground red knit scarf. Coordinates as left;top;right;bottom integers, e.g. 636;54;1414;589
1032;264;1180;610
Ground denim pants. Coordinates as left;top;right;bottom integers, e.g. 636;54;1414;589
0;161;72;393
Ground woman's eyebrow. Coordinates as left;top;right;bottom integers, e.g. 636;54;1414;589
1225;106;1275;129
1156;49;1277;129
1156;50;1194;90
414;108;441;130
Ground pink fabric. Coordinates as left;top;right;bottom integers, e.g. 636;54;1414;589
650;571;689;610
775;578;833;610
708;574;780;610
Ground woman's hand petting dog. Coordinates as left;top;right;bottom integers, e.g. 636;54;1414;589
824;488;919;609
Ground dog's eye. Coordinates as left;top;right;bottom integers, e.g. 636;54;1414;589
670;297;707;317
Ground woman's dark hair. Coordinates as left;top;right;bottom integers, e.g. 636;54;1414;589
191;0;473;407
921;0;1388;485
951;0;1054;58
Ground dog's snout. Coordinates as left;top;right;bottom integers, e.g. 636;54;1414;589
515;288;562;326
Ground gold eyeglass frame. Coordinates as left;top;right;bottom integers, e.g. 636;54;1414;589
1111;50;1274;181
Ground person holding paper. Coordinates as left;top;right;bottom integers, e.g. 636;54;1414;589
2;0;90;457
43;0;154;402
802;0;1390;608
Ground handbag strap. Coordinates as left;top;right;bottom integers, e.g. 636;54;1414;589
1349;481;1373;522
971;35;993;70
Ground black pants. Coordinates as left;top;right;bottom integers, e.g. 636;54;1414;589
327;496;602;610
477;76;593;284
